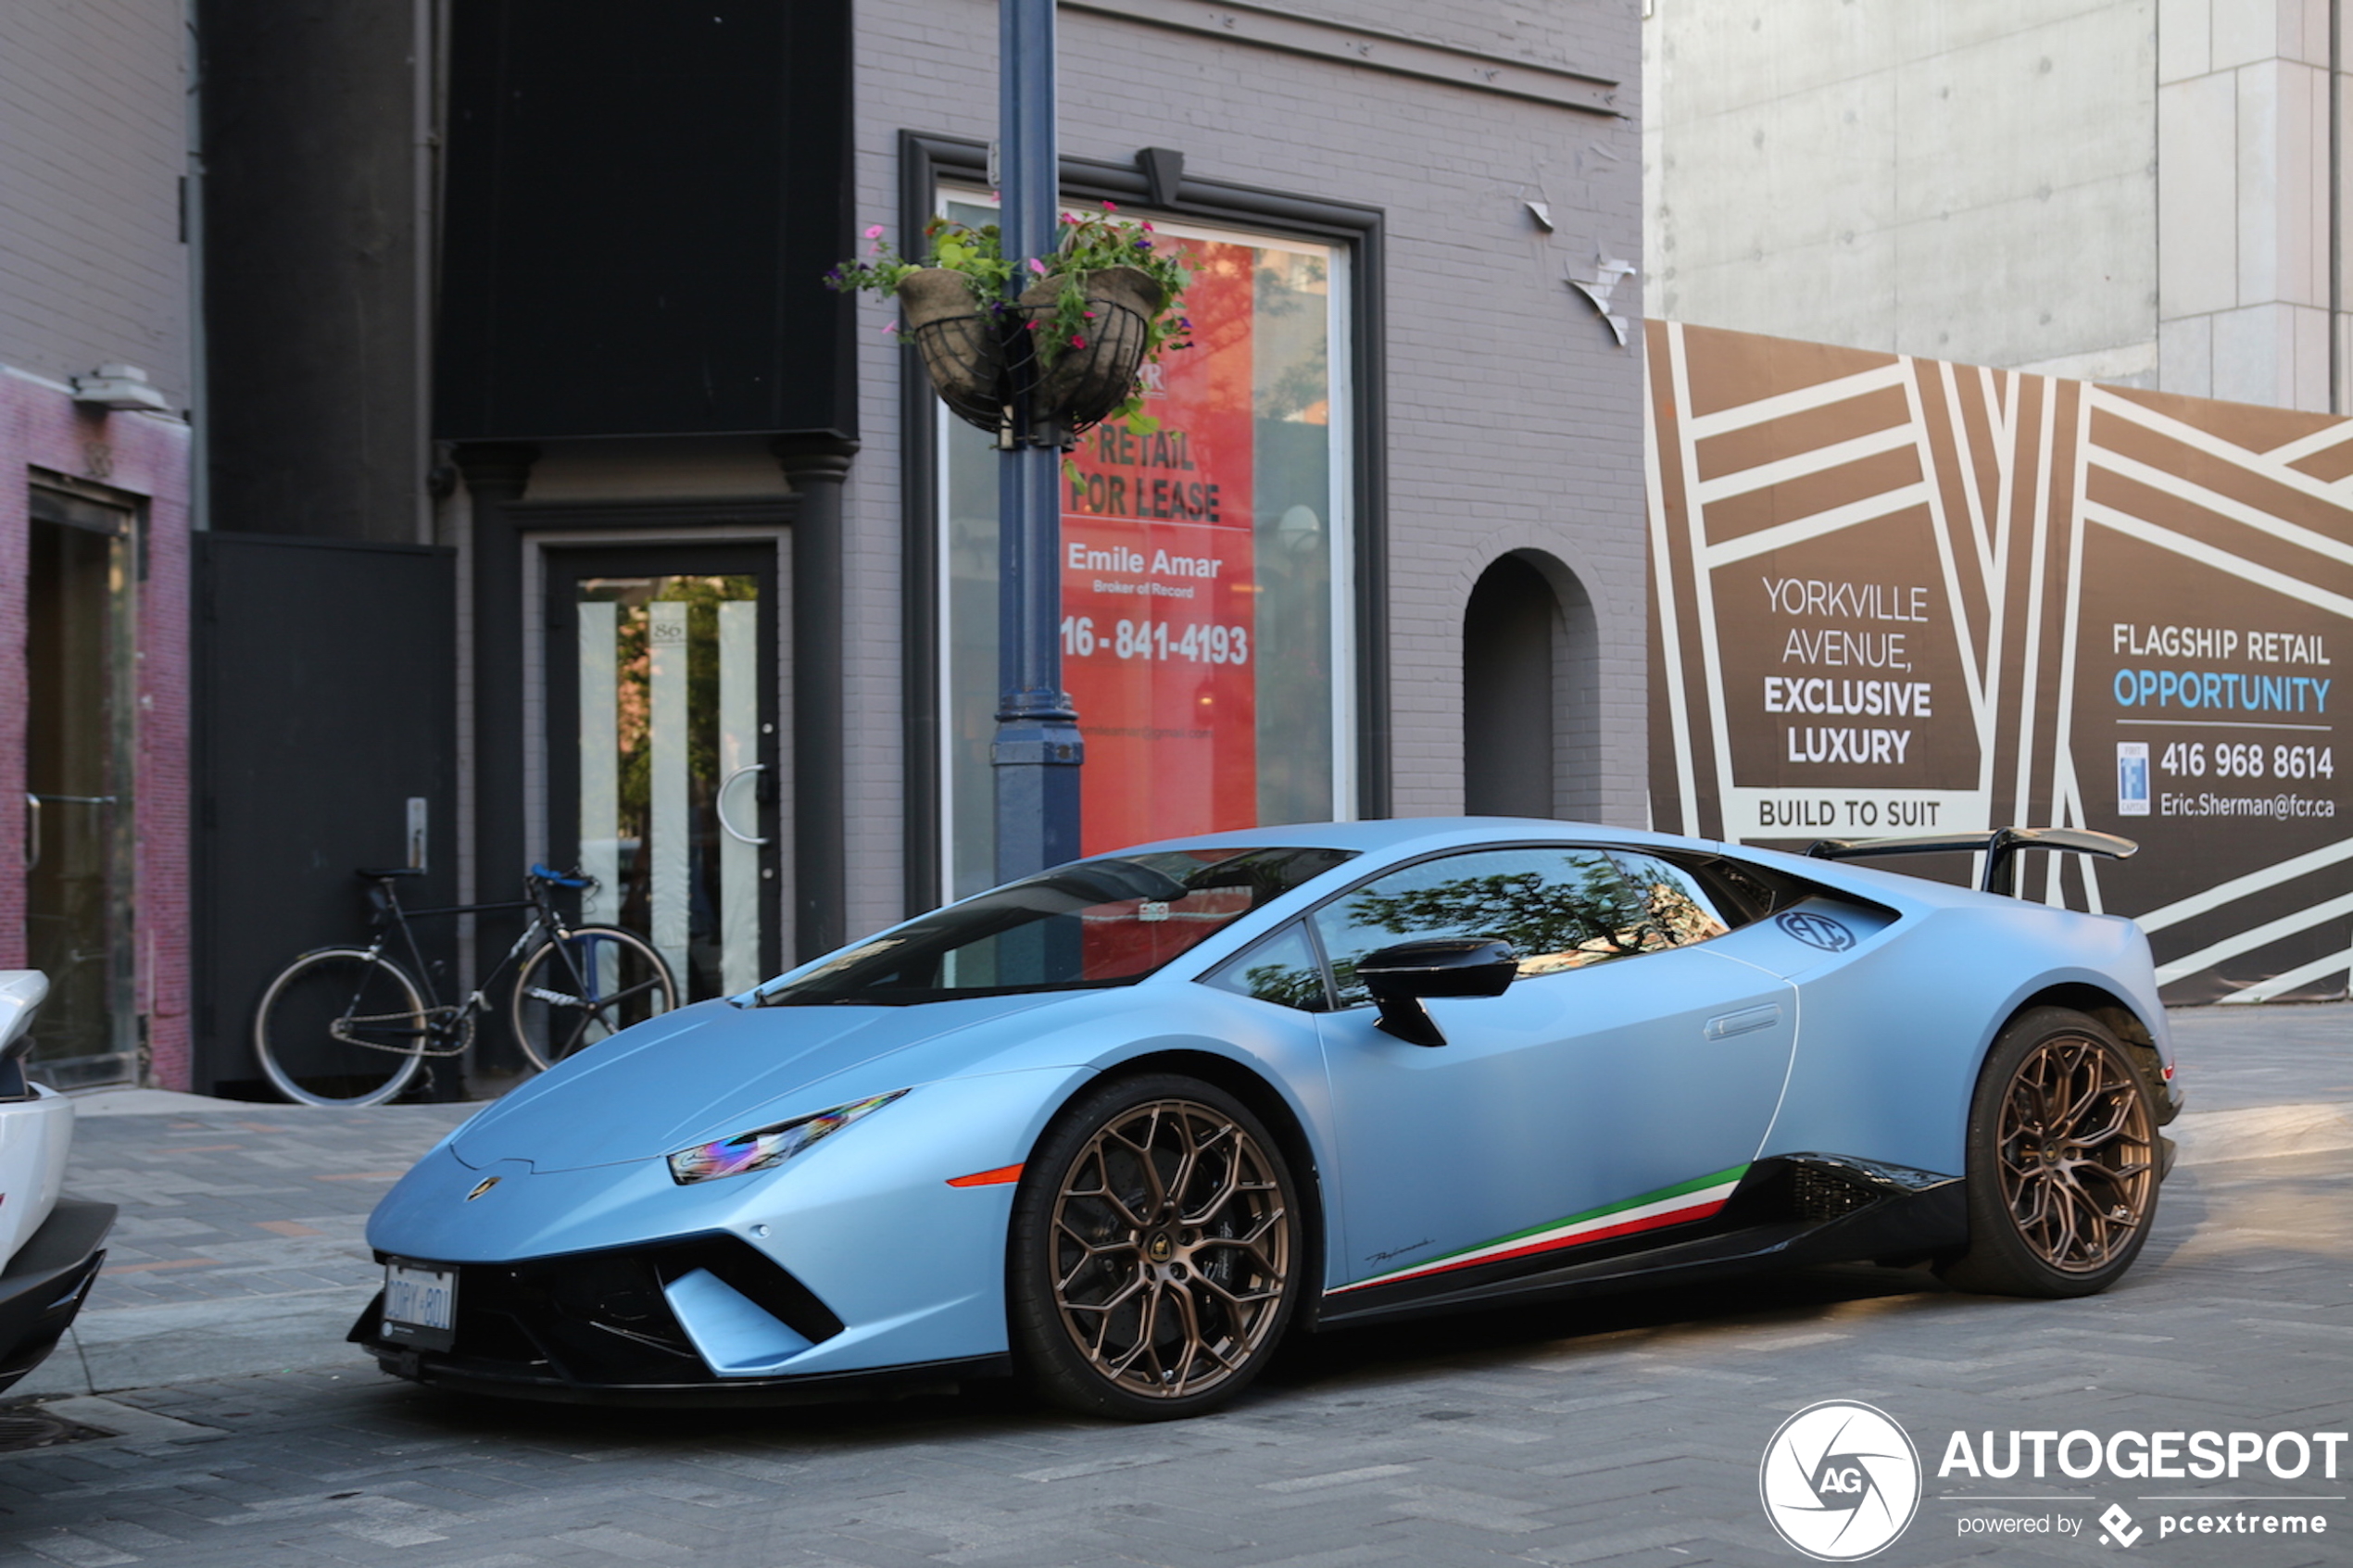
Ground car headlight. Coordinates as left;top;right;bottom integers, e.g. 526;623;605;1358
666;1090;910;1185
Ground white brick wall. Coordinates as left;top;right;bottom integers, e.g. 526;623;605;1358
0;2;189;404
849;0;1648;924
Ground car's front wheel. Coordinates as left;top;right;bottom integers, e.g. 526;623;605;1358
1009;1073;1302;1420
1939;1006;2160;1298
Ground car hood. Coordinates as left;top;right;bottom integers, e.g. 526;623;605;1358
450;993;1066;1173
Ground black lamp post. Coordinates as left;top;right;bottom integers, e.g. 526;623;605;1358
990;0;1084;883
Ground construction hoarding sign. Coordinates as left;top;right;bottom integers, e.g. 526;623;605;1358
1646;320;2350;1002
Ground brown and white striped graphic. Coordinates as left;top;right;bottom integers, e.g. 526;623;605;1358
1646;320;2352;1003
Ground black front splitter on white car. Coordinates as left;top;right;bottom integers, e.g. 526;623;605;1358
0;1197;117;1396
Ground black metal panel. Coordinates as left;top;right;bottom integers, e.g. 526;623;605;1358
435;0;856;441
198;0;425;543
193;533;457;1098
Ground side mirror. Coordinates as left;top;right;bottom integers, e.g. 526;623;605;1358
1353;938;1516;1047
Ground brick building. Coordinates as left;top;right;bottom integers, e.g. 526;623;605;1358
0;2;195;1090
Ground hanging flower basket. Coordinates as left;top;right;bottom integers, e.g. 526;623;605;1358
1011;266;1164;433
897;269;1004;432
832;208;1192;442
898;266;1164;437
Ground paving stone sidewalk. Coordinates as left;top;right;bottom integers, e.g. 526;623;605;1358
18;1102;478;1399
0;1006;2344;1567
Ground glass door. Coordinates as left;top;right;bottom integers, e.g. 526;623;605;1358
24;485;138;1087
547;548;780;1001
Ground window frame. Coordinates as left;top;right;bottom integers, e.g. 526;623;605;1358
898;132;1390;915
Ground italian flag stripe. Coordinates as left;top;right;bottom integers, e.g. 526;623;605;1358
1327;1164;1749;1296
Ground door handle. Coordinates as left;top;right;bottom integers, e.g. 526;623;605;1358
25;791;118;870
715;764;769;846
1705;1004;1782;1040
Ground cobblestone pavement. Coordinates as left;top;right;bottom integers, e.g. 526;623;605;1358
0;1010;2345;1567
18;1103;479;1399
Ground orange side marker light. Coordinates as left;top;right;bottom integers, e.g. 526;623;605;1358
946;1162;1025;1187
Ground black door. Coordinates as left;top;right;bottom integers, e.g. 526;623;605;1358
194;533;457;1098
544;546;783;1002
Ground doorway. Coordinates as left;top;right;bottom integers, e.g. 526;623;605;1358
544;546;783;1003
1462;554;1557;818
25;484;138;1087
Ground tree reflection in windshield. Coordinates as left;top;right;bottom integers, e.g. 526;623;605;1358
1317;848;1730;1004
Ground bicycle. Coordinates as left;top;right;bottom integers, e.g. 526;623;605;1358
252;864;679;1107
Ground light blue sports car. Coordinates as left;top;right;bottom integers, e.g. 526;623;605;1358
355;817;2183;1419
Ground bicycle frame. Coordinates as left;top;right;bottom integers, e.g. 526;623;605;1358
361;880;576;1050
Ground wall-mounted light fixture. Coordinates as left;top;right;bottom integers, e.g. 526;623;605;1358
70;364;171;414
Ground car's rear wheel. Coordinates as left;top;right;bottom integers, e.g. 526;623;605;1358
1010;1074;1302;1420
1939;1006;2159;1298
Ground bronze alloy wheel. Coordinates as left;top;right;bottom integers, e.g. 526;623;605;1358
1993;1029;2158;1273
1941;1006;2162;1298
1022;1083;1298;1413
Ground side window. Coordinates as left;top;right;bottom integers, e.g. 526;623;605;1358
1201;922;1329;1011
1311;846;1735;1007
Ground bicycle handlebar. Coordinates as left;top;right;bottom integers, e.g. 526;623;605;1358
529;862;594;890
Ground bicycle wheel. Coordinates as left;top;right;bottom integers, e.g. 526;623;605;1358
509;925;678;1071
253;947;429;1107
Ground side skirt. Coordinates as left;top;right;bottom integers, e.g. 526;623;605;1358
1312;1155;1966;1330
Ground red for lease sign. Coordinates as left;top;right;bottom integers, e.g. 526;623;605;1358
1062;238;1260;854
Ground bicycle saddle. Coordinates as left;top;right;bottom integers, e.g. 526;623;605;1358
357;866;427;880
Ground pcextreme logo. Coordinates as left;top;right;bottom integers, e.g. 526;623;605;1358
1759;1400;1922;1561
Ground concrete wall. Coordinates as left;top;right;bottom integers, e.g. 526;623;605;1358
1646;0;2162;384
2155;0;2349;410
849;0;1651;931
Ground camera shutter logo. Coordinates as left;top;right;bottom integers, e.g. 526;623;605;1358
1759;1400;1921;1561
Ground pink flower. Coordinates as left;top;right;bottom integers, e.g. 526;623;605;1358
1070;333;1087;347
1102;200;1117;212
1141;220;1154;232
881;320;899;333
863;224;884;239
1083;310;1096;318
1028;257;1048;275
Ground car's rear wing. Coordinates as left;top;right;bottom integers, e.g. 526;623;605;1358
1805;826;2137;897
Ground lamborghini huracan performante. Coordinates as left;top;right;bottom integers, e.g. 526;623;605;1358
355;819;2183;1419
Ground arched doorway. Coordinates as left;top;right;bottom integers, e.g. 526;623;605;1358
1463;554;1558;817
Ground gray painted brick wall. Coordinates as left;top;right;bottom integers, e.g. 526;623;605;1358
847;0;1648;927
0;1;190;404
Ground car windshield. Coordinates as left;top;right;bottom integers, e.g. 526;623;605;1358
753;846;1357;1006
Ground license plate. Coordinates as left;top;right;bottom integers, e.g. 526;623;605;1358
382;1260;457;1351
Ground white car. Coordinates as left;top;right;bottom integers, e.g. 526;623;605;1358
0;972;114;1394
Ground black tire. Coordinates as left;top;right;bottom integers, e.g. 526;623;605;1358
508;925;678;1071
253;948;428;1108
1938;1006;2161;1298
1009;1073;1302;1420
